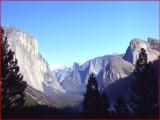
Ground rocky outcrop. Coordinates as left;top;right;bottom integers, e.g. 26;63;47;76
53;38;159;94
105;38;159;104
55;54;122;92
24;85;56;106
148;37;160;51
3;27;85;108
52;67;72;83
4;26;64;93
4;26;159;107
123;38;159;65
104;56;134;88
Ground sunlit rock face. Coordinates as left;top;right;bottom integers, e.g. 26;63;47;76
54;55;122;92
53;38;159;94
105;38;159;103
4;26;159;107
104;56;134;88
3;27;85;108
5;27;38;56
123;38;159;65
148;38;160;51
4;27;64;93
4;28;57;106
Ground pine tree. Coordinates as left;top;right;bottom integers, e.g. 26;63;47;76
1;28;27;110
150;60;159;116
83;73;101;115
130;48;157;117
114;94;128;116
100;92;110;115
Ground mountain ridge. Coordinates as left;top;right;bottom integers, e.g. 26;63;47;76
52;38;159;94
3;26;159;108
3;26;84;108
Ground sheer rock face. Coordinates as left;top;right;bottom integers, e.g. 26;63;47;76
4;27;64;93
105;38;159;103
123;38;159;65
53;38;159;94
104;56;134;88
5;27;38;57
4;26;159;107
55;55;121;92
148;38;160;51
3;27;85;108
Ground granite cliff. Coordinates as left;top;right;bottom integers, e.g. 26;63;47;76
4;26;159;107
123;38;159;64
53;38;159;95
3;27;83;108
4;27;64;92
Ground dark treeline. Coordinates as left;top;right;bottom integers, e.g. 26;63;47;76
2;105;82;118
82;48;159;118
1;27;159;119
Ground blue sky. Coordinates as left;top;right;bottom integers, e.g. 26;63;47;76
2;1;159;66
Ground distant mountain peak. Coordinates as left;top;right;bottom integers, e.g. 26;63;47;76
123;38;159;64
111;53;121;56
50;64;66;71
72;62;80;70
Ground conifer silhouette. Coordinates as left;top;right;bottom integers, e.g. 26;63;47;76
100;92;110;114
114;94;128;116
1;28;27;110
130;48;158;117
83;73;101;115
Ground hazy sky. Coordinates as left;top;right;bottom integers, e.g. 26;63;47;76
2;1;159;66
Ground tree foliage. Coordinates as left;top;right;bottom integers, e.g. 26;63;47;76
130;48;158;117
114;94;129;116
100;92;110;114
83;72;111;116
1;28;27;110
83;73;101;115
